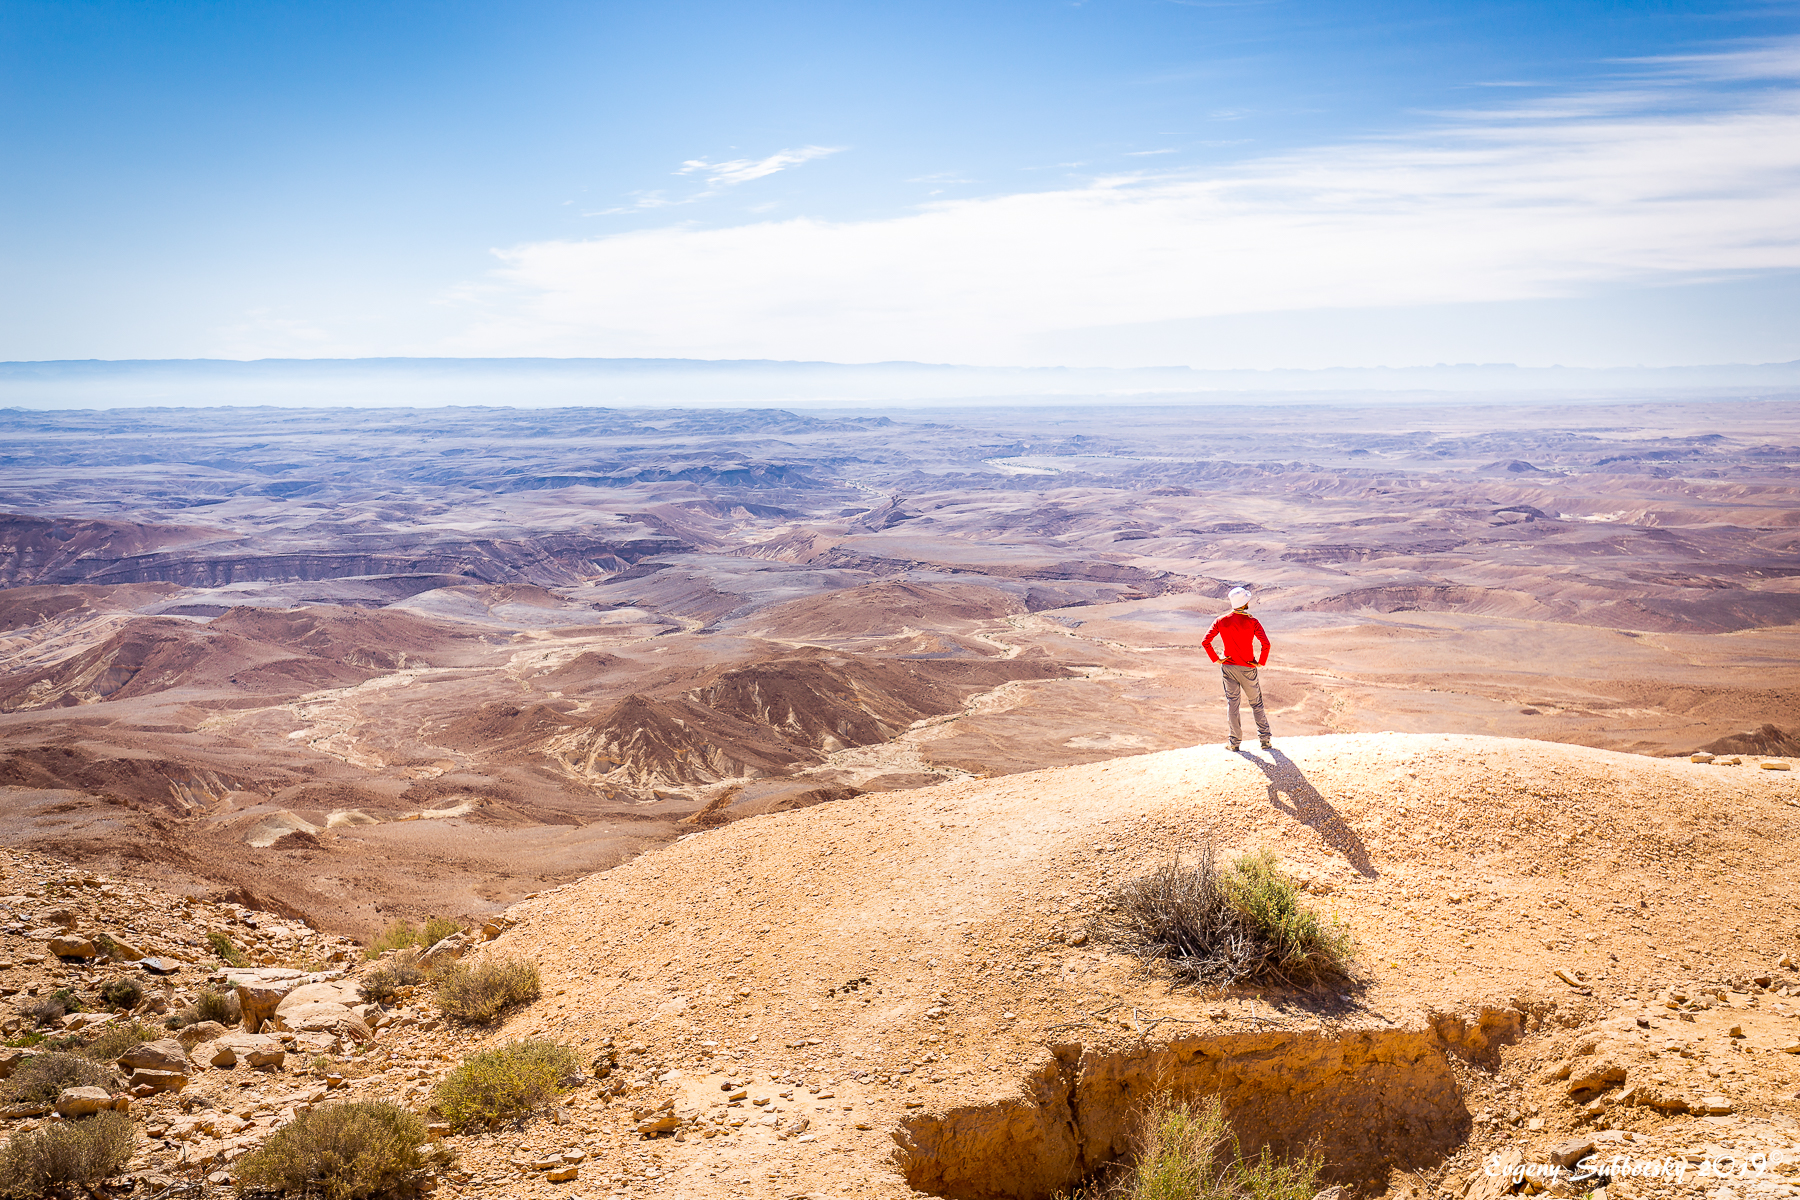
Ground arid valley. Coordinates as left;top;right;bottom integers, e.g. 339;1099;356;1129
1;397;1796;936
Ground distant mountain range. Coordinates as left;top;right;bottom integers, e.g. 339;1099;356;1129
2;355;1798;407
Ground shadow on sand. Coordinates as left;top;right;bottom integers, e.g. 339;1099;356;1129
1237;748;1378;879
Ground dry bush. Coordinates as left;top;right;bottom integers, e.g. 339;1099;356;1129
17;991;80;1028
0;1110;135;1198
194;989;237;1025
97;977;142;1011
1096;1094;1322;1200
1098;843;1354;989
433;958;540;1024
357;956;424;1006
365;916;463;960
79;1021;155;1064
3;1053;114;1107
233;1100;445;1200
422;916;463;946
432;1040;579;1131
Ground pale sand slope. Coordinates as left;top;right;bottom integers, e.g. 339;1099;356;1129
464;734;1800;1200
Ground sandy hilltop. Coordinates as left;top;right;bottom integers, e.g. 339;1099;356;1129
3;732;1799;1199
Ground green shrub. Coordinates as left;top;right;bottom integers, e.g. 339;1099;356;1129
233;1101;446;1200
422;916;463;946
79;1021;154;1064
0;1110;134;1198
206;931;249;967
365;919;421;959
3;1053;114;1106
193;989;236;1025
1098;843;1354;989
357;958;424;1006
432;1040;579;1131
365;916;465;961
1096;1094;1323;1200
97;977;142;1012
433;958;540;1024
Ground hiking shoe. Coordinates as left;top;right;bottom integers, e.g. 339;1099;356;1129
1260;736;1273;750
1227;738;1240;751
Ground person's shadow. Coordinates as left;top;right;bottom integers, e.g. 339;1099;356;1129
1238;748;1378;879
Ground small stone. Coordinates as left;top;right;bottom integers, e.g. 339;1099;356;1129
1550;1138;1596;1168
546;1165;578;1182
1691;753;1716;763
139;957;183;975
1697;1095;1734;1115
1761;760;1791;770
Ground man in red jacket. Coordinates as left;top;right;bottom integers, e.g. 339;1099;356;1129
1202;586;1272;751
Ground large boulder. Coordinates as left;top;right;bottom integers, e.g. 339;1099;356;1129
272;979;371;1043
275;980;363;1013
272;1002;371;1044
225;967;335;1033
118;1039;189;1075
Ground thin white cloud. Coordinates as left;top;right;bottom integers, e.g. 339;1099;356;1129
676;145;844;188
450;46;1800;365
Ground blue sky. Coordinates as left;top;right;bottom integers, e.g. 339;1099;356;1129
3;0;1797;368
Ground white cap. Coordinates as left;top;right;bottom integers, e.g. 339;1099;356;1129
1228;586;1251;610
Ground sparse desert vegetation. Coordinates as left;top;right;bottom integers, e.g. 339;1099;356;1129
433;958;541;1024
432;1040;580;1131
3;1053;114;1107
1099;845;1355;988
0;1111;134;1199
233;1101;445;1200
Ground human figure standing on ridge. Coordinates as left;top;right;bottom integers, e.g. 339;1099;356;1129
1202;586;1272;752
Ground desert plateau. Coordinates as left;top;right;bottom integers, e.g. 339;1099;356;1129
2;395;1799;1199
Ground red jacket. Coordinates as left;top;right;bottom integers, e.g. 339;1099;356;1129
1203;611;1269;666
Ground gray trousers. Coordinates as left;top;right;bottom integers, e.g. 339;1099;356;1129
1221;663;1271;741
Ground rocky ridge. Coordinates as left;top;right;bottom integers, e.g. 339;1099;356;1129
4;734;1800;1200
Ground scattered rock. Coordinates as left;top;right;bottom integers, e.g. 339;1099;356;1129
55;1086;116;1117
118;1039;190;1075
1566;1057;1628;1096
174;1021;228;1049
205;1033;287;1068
47;934;95;958
1549;1138;1596;1168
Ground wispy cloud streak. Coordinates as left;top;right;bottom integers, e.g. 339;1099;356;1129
459;41;1800;363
